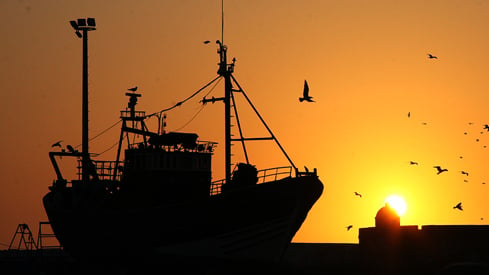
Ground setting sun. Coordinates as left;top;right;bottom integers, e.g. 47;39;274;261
385;195;407;217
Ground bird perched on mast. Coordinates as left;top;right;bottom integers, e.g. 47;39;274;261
299;80;315;102
128;86;138;92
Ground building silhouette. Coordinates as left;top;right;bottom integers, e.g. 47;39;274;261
283;204;489;274
359;204;489;274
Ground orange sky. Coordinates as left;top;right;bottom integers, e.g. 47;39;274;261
2;0;489;247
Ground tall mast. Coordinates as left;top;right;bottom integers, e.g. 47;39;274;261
218;0;233;183
216;41;233;183
70;18;96;183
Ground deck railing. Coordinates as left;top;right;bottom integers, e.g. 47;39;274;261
77;160;122;181
120;110;146;119
210;166;293;195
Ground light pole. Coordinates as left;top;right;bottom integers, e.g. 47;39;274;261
70;18;96;183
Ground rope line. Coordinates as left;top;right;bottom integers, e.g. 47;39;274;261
173;105;206;132
146;75;221;118
71;75;222;152
171;77;223;131
95;140;120;157
74;119;121;149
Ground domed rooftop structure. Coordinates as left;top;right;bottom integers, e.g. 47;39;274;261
375;203;400;230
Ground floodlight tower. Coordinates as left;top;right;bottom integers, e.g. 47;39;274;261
69;18;96;183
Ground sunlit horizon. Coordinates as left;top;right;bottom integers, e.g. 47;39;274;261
1;0;489;247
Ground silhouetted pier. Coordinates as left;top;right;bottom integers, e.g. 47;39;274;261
5;212;489;275
3;233;489;275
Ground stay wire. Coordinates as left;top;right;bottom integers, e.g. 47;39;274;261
94;140;120;157
172;105;206;132
170;76;223;131
145;75;222;119
74;119;122;149
71;75;221;150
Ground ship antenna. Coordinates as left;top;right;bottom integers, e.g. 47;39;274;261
221;0;224;44
215;0;233;183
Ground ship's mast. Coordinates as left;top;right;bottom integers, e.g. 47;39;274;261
218;0;233;183
70;18;96;183
216;40;233;183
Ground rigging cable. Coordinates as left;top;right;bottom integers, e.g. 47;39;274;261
171;77;223;132
94;140;120;157
72;75;222;150
74;119;121;149
145;75;221;119
172;105;206;132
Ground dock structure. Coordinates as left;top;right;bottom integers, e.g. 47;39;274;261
3;219;489;274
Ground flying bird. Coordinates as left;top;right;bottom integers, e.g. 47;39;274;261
299;80;314;102
354;192;362;198
453;202;463;211
128;86;138;92
407;112;410;118
433;166;448;175
203;40;211;44
51;140;62;148
427;53;438;59
409;161;419;165
484;124;489;131
346;225;353;231
461;171;469;176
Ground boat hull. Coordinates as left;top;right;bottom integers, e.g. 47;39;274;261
43;175;323;264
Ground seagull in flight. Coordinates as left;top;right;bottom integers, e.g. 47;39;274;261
461;171;469;176
453;202;463;211
409;161;419;165
51;140;62;148
299;80;314;102
354;192;362;198
427;53;438;59
484;124;489;131
433;165;448;175
128;86;138;92
346;225;353;231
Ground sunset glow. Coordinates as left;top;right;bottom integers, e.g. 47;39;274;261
385;195;407;217
1;1;489;246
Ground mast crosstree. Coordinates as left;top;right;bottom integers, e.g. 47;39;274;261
204;40;297;183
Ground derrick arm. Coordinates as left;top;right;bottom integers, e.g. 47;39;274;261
49;151;83;181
